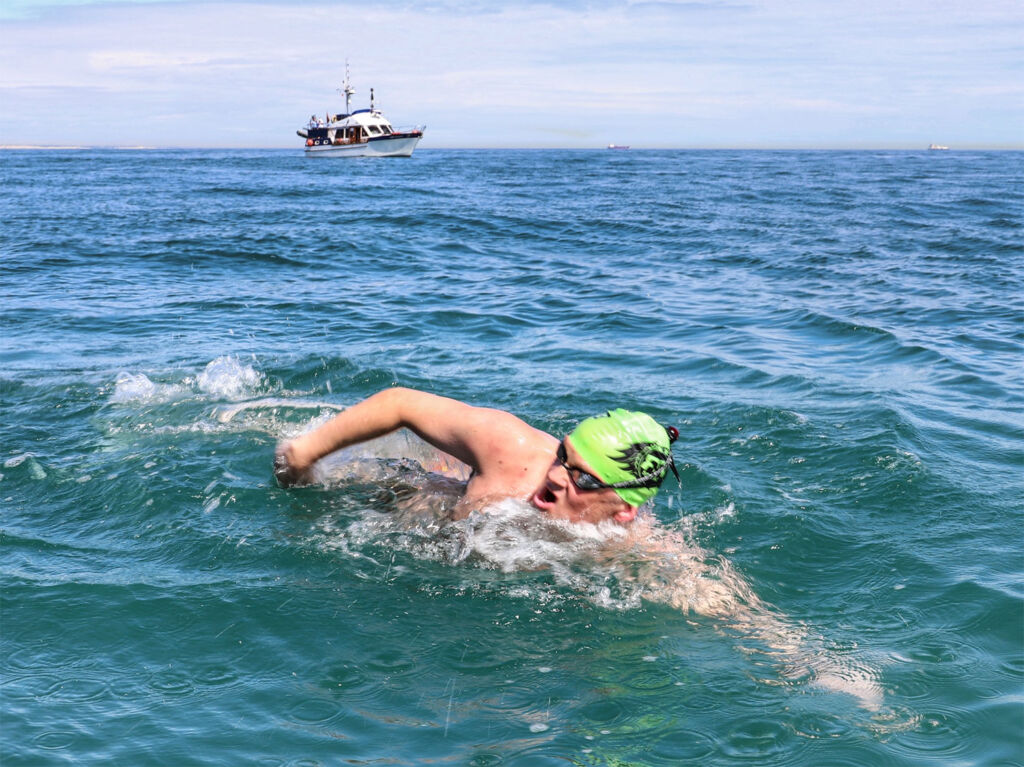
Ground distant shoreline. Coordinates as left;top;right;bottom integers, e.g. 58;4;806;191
0;145;152;150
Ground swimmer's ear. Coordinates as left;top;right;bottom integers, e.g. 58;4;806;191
612;503;638;525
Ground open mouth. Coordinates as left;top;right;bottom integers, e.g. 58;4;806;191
531;486;558;509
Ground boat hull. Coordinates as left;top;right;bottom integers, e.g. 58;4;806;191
304;134;421;158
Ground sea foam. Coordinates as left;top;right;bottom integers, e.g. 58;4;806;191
196;356;264;399
109;356;264;405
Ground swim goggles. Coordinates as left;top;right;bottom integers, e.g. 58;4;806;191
556;441;670;492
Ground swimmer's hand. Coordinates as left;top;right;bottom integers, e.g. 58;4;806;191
274;441;315;487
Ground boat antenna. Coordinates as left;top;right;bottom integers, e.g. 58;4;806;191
370;87;374;111
338;59;355;116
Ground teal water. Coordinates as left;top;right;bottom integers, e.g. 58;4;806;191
1;149;1022;765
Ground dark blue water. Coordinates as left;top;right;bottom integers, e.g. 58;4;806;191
2;148;1022;766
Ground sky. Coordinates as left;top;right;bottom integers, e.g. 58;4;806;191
1;0;1022;149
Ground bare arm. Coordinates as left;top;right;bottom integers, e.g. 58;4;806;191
274;387;551;487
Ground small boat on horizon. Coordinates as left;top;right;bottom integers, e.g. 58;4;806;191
297;65;424;157
928;143;950;151
607;144;630;150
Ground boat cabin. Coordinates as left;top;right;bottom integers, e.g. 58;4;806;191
300;108;397;147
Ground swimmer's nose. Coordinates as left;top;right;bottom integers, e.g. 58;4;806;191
545;463;569;492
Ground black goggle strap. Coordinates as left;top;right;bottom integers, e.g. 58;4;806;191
665;425;680;482
606;461;670;490
600;425;682;490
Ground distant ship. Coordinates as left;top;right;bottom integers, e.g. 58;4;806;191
607;144;630;150
928;144;950;151
297;65;424;157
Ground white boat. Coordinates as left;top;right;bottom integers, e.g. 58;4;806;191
928;143;949;151
607;144;630;150
297;66;424;157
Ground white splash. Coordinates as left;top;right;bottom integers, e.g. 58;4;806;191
107;357;267;409
4;454;31;468
3;453;47;479
196;356;264;399
109;372;185;403
214;397;343;425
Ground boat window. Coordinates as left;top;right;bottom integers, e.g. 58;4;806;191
366;125;380;135
379;125;391;134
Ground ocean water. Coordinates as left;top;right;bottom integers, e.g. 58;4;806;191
1;148;1022;766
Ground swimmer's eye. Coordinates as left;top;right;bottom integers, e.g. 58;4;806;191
555;442;610;492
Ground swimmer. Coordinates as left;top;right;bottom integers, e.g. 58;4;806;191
274;387;678;524
274;389;887;710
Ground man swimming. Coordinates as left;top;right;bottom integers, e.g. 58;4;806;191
274;387;678;525
273;389;885;708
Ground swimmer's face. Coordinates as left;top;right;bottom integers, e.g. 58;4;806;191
529;438;638;525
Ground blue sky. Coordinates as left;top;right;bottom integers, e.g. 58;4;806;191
1;0;1021;148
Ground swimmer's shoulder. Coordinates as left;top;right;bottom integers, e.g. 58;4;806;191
460;411;554;502
469;407;558;463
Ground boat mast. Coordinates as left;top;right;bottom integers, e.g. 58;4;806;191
339;60;355;116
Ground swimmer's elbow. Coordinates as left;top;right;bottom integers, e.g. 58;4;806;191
386;387;462;427
377;387;420;425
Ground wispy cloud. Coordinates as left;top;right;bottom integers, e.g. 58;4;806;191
87;51;243;71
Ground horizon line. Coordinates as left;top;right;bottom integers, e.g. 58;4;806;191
4;144;1023;152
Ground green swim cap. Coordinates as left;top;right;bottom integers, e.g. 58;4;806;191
567;409;677;507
